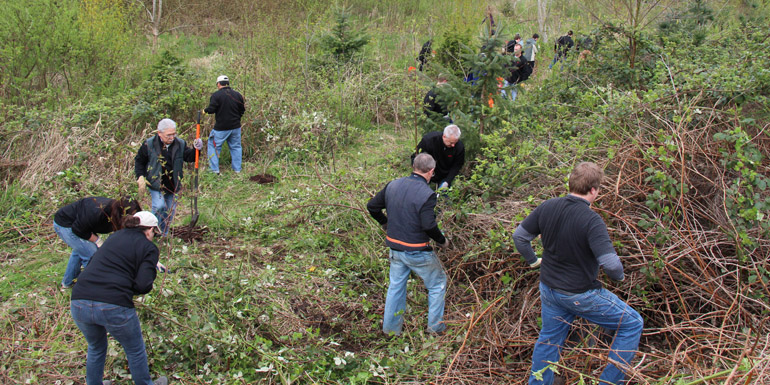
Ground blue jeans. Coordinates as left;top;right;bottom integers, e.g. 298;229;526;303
383;249;447;335
501;80;518;102
70;300;153;385
54;222;98;286
529;282;643;385
149;189;176;235
207;127;242;173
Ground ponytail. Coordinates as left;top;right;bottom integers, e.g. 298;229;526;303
122;215;141;229
110;196;142;231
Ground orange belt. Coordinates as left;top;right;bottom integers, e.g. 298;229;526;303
386;236;429;248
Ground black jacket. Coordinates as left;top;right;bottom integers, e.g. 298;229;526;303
423;88;448;118
417;39;432;71
507;55;531;84
204;87;246;131
134;135;196;193
71;228;159;308
411;131;465;185
54;197;118;240
555;35;574;55
367;173;446;251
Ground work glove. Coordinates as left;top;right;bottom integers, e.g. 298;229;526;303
438;181;449;190
157;262;170;273
201;109;206;115
437;238;449;248
137;176;147;196
529;258;542;268
94;236;104;248
193;138;203;150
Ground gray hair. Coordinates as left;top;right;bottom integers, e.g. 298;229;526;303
413;153;436;173
443;124;461;139
157;118;177;132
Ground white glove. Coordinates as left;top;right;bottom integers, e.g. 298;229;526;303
529;258;542;268
193;138;203;150
137;176;147;196
94;236;104;248
438;181;449;190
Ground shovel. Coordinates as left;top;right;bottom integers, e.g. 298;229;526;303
190;111;202;227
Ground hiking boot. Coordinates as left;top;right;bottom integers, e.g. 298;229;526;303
154;376;169;385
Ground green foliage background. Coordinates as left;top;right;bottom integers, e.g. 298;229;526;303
1;0;769;384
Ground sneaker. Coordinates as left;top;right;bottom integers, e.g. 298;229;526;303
154;376;169;385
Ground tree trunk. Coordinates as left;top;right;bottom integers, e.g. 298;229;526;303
151;0;162;53
537;0;549;40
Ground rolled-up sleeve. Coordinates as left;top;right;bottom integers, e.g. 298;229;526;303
513;224;539;265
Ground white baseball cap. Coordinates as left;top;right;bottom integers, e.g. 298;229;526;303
217;75;229;83
134;211;161;234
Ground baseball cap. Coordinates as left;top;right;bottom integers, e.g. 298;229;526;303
217;75;229;83
134;211;161;234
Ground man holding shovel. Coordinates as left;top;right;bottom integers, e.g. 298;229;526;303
135;118;203;236
204;75;246;175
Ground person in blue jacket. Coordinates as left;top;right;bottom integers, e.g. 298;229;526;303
367;153;449;335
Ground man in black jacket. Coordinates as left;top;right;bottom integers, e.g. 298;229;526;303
423;74;449;120
367;153;449;335
549;30;574;69
135;118;202;235
204;75;246;175
411;125;465;189
504;43;531;101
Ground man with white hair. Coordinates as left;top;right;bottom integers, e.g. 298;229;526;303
204;75;246;175
411;125;465;189
135;118;203;235
367;153;449;335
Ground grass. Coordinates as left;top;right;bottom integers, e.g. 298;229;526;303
3;1;769;384
2;125;442;384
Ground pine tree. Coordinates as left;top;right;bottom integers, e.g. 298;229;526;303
318;6;370;65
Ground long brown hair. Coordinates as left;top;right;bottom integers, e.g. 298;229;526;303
110;197;142;231
121;215;155;233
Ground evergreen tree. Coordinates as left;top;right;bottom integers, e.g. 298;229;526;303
318;6;369;66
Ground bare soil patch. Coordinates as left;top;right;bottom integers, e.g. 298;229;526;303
249;174;277;184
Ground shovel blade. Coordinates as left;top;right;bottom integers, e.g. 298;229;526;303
189;211;199;228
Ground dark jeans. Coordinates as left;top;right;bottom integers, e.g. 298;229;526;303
71;300;153;385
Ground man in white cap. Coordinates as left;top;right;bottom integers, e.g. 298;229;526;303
135;118;203;235
204;75;246;175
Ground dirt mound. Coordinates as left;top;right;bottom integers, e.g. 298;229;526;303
172;225;209;242
249;174;277;184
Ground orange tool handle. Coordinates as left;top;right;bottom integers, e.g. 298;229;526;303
195;111;201;169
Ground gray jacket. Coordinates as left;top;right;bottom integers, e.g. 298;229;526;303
523;38;538;61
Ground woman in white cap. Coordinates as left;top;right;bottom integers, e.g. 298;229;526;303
70;211;168;385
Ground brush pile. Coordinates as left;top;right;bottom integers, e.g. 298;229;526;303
438;98;770;384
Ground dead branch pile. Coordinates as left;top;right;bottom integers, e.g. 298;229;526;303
438;102;770;384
